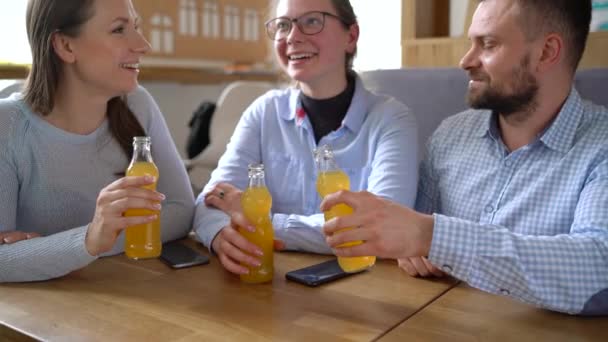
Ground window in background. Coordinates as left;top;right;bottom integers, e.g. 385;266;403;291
350;0;402;71
0;1;30;64
179;0;198;36
150;15;175;54
223;5;240;40
0;0;402;70
244;9;260;42
202;0;220;38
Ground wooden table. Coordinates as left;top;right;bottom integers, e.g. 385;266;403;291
0;242;457;342
378;284;608;342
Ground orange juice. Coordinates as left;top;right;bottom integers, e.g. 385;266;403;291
317;170;376;273
240;185;274;283
239;164;274;283
124;137;161;259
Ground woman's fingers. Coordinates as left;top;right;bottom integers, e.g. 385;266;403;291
223;225;263;257
99;187;164;206
104;175;156;191
220;238;261;268
109;197;162;214
0;231;41;244
218;252;250;275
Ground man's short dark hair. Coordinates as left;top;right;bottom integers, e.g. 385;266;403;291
481;0;592;73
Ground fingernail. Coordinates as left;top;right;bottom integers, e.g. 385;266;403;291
4;237;14;243
149;215;158;220
247;225;256;233
253;260;262;267
255;249;264;256
153;203;161;210
241;269;250;275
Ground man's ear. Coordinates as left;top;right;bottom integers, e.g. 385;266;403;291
346;23;359;54
51;31;76;64
536;33;563;73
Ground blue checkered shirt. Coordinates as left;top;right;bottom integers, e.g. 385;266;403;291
417;88;608;315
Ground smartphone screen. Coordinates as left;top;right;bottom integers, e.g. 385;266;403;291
285;259;366;287
160;241;210;269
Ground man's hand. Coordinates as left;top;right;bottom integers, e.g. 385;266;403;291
398;257;445;277
321;190;435;260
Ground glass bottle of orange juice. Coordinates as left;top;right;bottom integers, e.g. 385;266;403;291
314;145;376;273
240;163;274;283
124;136;161;259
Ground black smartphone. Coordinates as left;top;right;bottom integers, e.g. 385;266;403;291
160;241;210;269
285;259;366;287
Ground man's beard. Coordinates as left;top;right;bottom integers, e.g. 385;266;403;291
467;55;539;118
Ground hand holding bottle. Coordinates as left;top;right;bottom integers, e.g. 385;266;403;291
314;145;376;273
206;182;285;274
320;190;435;260
85;175;163;256
211;218;263;275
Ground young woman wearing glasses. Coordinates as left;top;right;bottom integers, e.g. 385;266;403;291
194;0;418;276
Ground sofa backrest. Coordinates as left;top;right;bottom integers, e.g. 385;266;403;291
360;68;468;160
361;68;608;160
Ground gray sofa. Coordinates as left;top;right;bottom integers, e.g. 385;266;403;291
360;68;608;159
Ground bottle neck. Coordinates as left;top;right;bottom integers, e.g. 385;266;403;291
316;157;341;173
131;143;153;163
248;173;266;188
314;145;341;173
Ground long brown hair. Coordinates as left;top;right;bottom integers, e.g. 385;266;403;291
24;0;145;159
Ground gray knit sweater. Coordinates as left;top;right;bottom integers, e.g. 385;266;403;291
0;86;195;282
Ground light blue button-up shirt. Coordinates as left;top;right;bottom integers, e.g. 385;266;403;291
417;88;608;315
194;75;418;253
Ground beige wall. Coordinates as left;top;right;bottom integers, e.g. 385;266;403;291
141;81;226;158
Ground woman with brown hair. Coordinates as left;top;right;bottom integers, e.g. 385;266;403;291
0;0;194;282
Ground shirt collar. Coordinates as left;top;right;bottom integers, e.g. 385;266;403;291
280;74;370;134
539;88;584;153
475;88;584;153
475;109;494;138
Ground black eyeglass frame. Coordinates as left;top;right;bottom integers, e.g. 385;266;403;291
264;11;352;41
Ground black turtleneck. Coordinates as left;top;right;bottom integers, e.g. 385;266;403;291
300;73;356;143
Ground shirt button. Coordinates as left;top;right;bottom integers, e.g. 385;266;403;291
500;288;510;296
504;160;513;167
442;265;453;273
484;205;494;213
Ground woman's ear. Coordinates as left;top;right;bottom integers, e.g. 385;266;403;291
346;23;359;54
51;31;76;64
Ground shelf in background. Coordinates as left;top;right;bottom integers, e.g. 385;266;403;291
0;64;279;84
402;31;608;69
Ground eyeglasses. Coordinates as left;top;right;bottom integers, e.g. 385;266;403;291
265;11;349;41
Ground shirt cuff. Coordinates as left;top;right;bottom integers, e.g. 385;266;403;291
428;213;478;281
72;226;99;262
194;215;230;250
